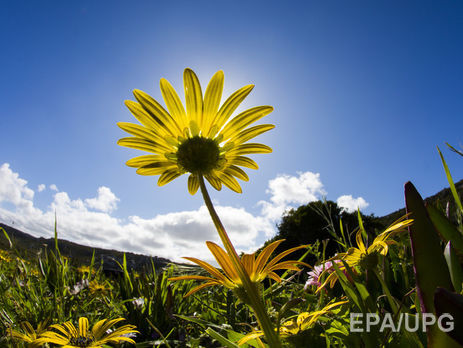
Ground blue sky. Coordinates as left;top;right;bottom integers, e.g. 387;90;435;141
1;1;462;262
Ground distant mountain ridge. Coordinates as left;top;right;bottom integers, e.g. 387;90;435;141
0;223;170;272
1;179;461;270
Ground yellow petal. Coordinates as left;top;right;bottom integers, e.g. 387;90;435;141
188;174;199;195
265;244;309;270
213;84;254;132
183;68;203;127
92;318;126;339
220;106;274;141
382;218;413;234
217;172;242;193
268;271;282;283
224;165;249;182
205;173;222;191
228;156;259;169
22;321;35;338
157;169;182;186
136;162;176;176
183;281;221;297
228;124;275;146
126;155;164;168
241;253;256;279
267;261;303;273
183;256;232;286
133;89;182;136
355;230;366;253
117;122;171;148
79;317;89;338
117;137;171;155
160;77;187;129
169;275;222;282
255;239;285;276
63;321;77;337
227;143;272;156
203;70;224;134
124;100;168;137
206;241;240;283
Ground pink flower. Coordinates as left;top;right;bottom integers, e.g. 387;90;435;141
304;260;341;290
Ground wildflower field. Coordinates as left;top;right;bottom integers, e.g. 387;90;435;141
1;69;463;348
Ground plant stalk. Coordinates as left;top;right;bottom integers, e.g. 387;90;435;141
199;176;281;348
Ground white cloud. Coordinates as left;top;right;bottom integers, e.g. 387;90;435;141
37;184;46;192
85;186;119;213
0;163;271;263
0;163;38;215
258;171;326;221
336;195;369;213
0;164;368;263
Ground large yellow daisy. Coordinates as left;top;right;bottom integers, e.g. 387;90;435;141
35;317;138;347
169;239;309;298
117;68;274;194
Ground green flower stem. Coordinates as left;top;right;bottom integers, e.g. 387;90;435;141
199;176;281;348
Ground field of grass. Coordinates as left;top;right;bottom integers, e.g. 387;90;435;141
1;148;462;347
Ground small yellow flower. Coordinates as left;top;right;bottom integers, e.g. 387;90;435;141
89;280;111;296
169;239;309;297
35;317;138;347
238;300;348;344
340;216;413;269
118;68;274;194
77;265;91;273
7;320;49;347
0;250;11;262
316;216;413;292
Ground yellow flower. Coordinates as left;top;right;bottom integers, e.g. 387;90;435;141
316;216;413;293
340;216;413;269
117;68;274;194
169;239;309;297
0;250;11;262
35;317;138;347
89;280;111;296
238;300;348;344
7;320;49;347
77;265;90;273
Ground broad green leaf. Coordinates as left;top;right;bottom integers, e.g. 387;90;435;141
405;181;453;312
405;182;459;348
205;328;240;348
444;241;463;293
427;204;463;253
331;261;364;312
434;287;463;346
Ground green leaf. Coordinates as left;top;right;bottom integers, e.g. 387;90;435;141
1;227;12;249
427;204;463;253
405;182;459;348
444;241;463;293
331;261;364;312
205;328;240;348
437;146;463;213
405;181;453;312
434;287;463;346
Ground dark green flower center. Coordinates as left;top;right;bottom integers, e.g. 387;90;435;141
70;334;94;347
176;136;220;174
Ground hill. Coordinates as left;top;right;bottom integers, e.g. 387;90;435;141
0;223;170;273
